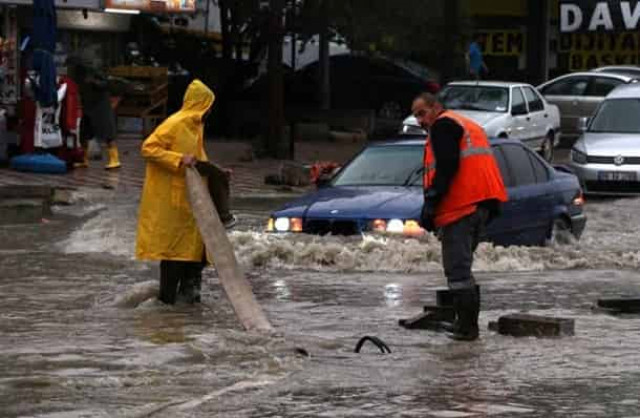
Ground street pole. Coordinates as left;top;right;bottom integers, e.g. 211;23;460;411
266;0;285;158
289;0;296;159
204;0;210;37
318;0;330;110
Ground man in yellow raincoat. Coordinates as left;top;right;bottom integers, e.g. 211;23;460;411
136;79;215;305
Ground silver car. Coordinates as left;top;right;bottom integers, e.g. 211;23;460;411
570;83;640;195
401;81;561;161
538;72;638;143
591;66;640;79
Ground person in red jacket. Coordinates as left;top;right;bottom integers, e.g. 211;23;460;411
412;92;507;341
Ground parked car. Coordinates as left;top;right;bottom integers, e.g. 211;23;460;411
570;83;640;195
537;71;638;144
241;54;440;120
400;81;561;161
591;65;640;78
267;138;586;247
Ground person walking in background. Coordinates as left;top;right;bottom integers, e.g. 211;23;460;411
136;79;233;305
412;92;507;341
466;34;488;80
72;60;121;169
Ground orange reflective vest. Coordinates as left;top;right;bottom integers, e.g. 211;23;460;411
423;111;508;227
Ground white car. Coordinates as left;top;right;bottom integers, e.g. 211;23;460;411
401;81;562;161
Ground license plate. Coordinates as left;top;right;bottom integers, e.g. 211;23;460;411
598;171;637;182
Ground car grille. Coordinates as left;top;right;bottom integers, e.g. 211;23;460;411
587;156;640;165
585;181;640;193
305;219;360;236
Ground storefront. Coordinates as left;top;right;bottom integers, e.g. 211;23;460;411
557;1;640;71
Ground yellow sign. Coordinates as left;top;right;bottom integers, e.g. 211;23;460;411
476;31;526;57
560;32;640;70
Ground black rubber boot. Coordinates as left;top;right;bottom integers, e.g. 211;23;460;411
447;287;480;341
179;262;203;304
159;261;180;305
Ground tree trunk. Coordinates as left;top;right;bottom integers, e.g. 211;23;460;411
265;0;286;158
219;0;232;61
318;0;330;110
230;3;243;60
442;0;459;83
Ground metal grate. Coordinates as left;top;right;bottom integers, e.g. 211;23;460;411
305;219;360;236
587;155;640;165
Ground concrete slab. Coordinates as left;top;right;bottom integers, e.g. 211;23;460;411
492;313;575;337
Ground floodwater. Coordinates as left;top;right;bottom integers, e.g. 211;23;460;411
2;190;640;417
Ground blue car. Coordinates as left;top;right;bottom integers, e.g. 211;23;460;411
267;138;587;247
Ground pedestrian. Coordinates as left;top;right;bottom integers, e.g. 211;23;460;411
72;60;121;169
466;34;488;80
412;92;507;341
136;79;222;305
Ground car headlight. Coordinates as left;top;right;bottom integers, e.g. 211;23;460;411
274;217;290;232
386;219;404;233
270;217;303;233
370;219;425;236
571;148;588;165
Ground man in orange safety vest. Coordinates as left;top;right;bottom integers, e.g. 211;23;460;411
412;92;507;341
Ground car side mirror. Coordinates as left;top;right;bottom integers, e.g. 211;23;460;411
315;167;341;188
577;117;589;133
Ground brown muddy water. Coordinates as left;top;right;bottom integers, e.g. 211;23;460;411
1;190;640;417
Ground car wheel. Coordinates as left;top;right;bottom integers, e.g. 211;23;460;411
546;217;575;246
378;101;403;120
539;132;555;162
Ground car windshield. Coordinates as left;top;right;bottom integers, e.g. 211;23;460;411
440;85;509;112
332;145;424;187
589;98;640;133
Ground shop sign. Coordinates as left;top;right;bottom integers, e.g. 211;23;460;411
104;0;196;13
476;31;525;57
560;1;640;33
0;7;18;106
560;31;640;70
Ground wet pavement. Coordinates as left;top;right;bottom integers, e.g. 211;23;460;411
2;185;640;417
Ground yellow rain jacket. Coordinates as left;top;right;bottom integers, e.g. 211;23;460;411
135;80;215;262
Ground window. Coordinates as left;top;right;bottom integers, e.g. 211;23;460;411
585;77;624;97
540;77;589;96
492;146;512;187
332;145;424;186
529;153;550;183
511;88;528;115
523;87;545;112
501;144;536;186
589;98;640;133
440;85;509;112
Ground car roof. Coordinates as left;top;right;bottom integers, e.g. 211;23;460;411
538;71;636;88
592;66;640;73
605;83;640;99
447;80;531;88
371;137;521;147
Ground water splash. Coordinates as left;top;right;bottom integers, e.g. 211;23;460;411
60;196;640;273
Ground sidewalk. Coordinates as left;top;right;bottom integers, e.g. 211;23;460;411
0;137;365;197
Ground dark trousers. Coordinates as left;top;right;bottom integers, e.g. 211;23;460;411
441;206;489;290
196;161;232;223
159;259;206;304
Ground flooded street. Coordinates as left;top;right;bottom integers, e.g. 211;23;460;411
2;190;640;417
